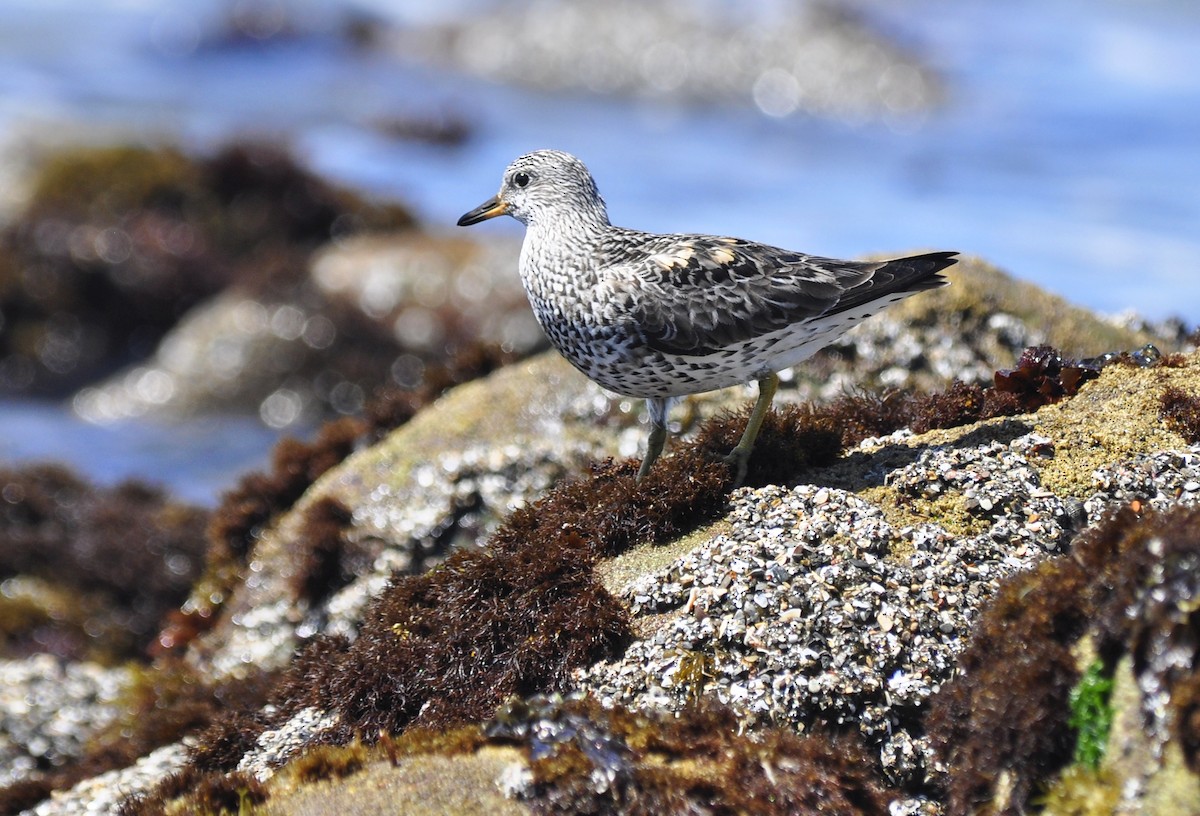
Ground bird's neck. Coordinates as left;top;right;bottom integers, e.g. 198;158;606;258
528;202;610;241
520;213;611;310
526;206;610;267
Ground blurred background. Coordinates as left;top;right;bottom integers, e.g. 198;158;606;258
0;0;1196;501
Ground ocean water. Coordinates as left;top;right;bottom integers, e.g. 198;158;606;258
0;0;1196;502
0;401;280;505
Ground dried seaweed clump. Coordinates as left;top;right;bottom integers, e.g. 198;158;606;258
248;431;752;745
149;416;365;655
693;402;843;488
118;769;267;816
0;464;207;662
285;741;370;784
488;694;892;815
926;556;1085;813
1160;385;1200;444
0;778;59;815
207;418;363;567
826;381;1025;447
928;504;1200;813
277;500;633;737
993;345;1104;409
290;496;361;607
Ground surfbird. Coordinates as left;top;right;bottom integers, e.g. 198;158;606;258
458;149;956;483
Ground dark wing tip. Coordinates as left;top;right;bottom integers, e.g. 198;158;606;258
820;250;957;319
877;250;959;292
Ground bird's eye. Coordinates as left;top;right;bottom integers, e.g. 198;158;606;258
513;171;531;188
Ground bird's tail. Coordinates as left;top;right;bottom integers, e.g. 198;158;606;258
826;251;957;317
879;250;958;292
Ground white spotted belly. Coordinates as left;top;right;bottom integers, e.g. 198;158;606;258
537;294;909;400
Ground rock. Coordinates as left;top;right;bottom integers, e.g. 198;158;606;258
390;0;944;121
74;233;540;424
180;355;1198;812
0;143;411;399
260;746;530;816
0;656;129;790
2;257;1197;815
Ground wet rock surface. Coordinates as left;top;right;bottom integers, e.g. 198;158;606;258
577;464;1063;785
578;427;1200;791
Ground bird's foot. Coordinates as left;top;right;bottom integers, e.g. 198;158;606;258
718;373;777;488
721;445;751;488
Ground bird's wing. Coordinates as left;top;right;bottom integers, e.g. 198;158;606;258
603;233;876;356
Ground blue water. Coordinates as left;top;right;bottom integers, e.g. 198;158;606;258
0;401;282;504
0;0;1197;502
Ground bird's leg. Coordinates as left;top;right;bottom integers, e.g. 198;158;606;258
637;397;672;481
723;373;779;486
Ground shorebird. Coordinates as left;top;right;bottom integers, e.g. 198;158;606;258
458;149;955;483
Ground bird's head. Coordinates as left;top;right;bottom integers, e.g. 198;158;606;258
457;149;609;230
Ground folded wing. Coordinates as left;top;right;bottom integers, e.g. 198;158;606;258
612;234;955;357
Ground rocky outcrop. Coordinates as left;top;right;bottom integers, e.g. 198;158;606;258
2;257;1197;815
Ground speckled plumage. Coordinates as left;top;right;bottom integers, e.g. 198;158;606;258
459;149;956;481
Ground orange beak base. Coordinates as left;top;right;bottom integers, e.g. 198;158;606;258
457;196;508;226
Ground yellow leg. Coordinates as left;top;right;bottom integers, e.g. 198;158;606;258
722;373;779;485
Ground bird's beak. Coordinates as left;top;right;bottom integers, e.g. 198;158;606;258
457;196;508;226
